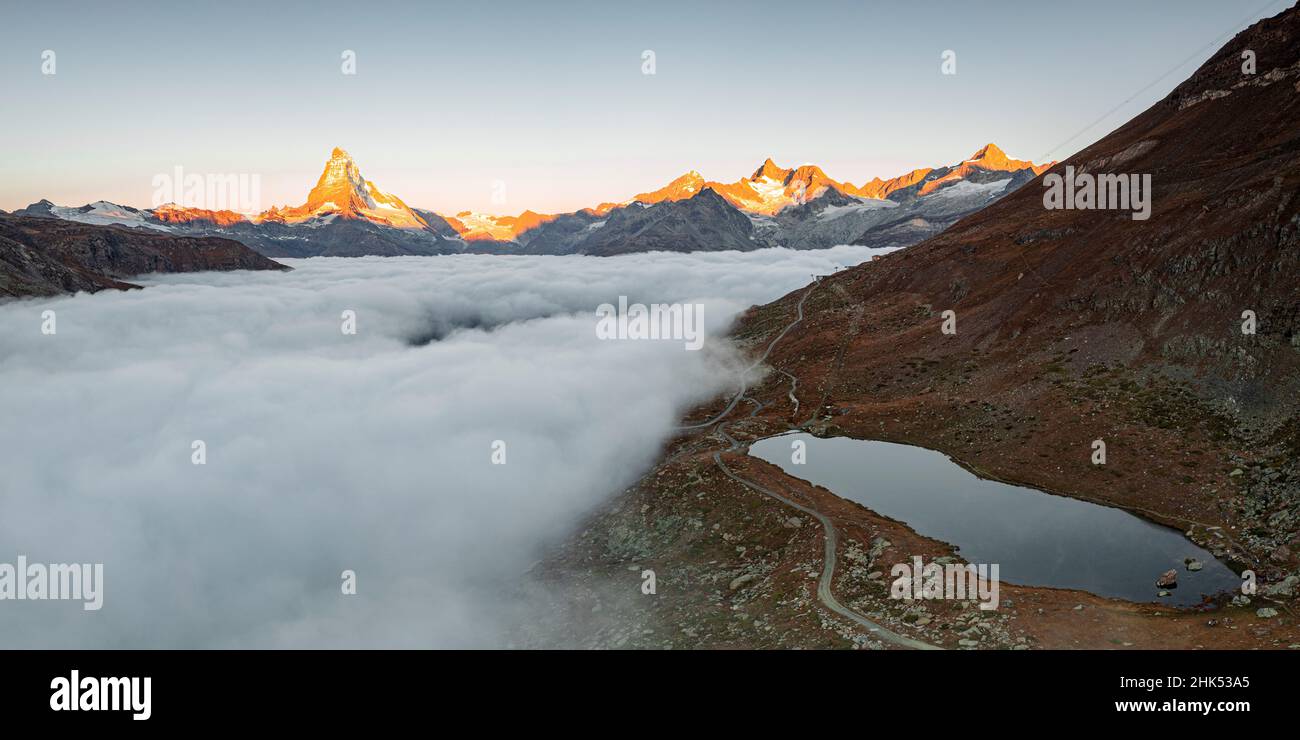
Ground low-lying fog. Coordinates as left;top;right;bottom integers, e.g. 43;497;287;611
0;246;883;647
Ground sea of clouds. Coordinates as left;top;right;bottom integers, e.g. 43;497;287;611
0;245;883;647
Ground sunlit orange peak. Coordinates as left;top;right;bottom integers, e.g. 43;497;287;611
152;203;247;227
253;147;428;230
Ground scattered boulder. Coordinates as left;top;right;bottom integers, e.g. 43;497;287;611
729;573;757;591
1156;569;1179;588
868;537;891;561
1185;558;1203;572
1255;607;1279;619
1263;575;1298;598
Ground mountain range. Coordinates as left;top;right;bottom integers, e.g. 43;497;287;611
11;144;1051;258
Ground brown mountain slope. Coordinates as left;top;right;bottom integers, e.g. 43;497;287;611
0;214;289;299
736;3;1300;569
528;5;1300;649
743;1;1300;548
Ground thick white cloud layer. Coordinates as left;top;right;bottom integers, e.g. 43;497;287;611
0;246;883;647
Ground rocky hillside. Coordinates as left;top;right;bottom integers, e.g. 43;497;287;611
0;214;288;299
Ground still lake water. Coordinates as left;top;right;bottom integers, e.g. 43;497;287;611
749;433;1241;606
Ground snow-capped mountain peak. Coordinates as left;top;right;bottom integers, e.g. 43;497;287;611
254;147;429;230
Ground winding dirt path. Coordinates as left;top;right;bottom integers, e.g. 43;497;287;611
695;279;941;650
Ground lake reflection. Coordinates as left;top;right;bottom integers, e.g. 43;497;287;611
748;433;1240;606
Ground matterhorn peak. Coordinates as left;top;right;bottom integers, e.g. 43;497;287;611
303;149;374;217
252;148;428;230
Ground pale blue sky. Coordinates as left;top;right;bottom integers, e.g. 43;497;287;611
0;0;1289;214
